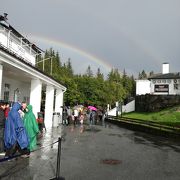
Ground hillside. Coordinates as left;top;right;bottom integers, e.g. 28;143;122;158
123;105;180;127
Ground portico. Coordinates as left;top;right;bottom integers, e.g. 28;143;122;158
0;17;66;128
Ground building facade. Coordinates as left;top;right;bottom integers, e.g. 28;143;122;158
136;63;180;95
0;16;66;128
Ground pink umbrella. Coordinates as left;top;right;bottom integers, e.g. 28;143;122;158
88;106;97;111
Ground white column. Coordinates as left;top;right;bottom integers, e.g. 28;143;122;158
55;89;64;124
0;65;3;100
30;79;42;118
44;85;54;128
55;89;64;112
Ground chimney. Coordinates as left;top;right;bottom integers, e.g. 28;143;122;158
162;63;169;74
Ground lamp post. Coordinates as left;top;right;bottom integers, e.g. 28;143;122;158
116;101;119;117
120;100;123;118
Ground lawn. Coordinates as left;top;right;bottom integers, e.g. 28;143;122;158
122;105;180;127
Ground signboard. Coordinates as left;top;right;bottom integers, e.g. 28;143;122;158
154;84;169;93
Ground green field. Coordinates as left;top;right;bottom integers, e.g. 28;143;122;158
123;105;180;127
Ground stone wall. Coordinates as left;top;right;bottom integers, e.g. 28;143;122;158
135;94;180;112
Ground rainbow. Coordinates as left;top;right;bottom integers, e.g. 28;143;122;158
28;34;113;72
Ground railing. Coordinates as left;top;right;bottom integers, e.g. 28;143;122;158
0;43;33;66
0;137;65;180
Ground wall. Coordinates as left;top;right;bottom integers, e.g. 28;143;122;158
150;79;180;95
135;94;180;112
108;100;135;116
122;100;135;113
1;76;30;102
136;80;151;95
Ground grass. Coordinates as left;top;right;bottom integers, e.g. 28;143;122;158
122;105;180;127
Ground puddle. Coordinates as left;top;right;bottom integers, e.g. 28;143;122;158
108;133;122;138
100;159;122;165
84;128;101;133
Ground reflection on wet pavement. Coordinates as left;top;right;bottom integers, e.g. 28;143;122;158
0;122;180;180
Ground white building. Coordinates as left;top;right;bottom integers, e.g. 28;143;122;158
136;63;180;95
136;80;150;95
0;15;66;128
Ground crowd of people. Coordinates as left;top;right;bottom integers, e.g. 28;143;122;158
0;102;107;159
0;101;40;159
62;105;107;127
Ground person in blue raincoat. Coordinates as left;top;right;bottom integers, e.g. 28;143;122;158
4;102;30;157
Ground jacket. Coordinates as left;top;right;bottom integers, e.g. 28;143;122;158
4;102;29;149
0;108;5;128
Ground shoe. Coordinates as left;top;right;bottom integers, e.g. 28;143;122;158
0;152;6;156
21;154;30;158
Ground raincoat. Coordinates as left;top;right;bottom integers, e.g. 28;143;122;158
4;102;29;149
23;105;39;151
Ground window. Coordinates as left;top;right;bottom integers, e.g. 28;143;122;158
174;84;178;90
4;84;10;101
4;91;9;101
23;96;30;104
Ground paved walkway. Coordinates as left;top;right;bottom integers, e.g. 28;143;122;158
0;123;180;180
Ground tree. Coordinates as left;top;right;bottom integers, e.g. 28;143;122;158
138;70;147;79
86;65;93;77
108;68;121;83
149;71;154;77
96;68;104;80
66;58;73;77
36;47;136;108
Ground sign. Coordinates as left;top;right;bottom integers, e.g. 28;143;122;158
154;84;169;93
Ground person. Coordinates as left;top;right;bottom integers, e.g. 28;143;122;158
79;112;84;125
89;109;93;125
97;109;103;122
79;112;85;133
23;105;39;151
37;112;45;134
0;102;6;154
102;109;107;126
73;109;78;125
4;102;10;120
67;106;72;124
62;107;68;125
19;102;28;118
4;102;30;157
71;112;75;125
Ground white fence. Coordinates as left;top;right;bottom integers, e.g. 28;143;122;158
108;100;135;116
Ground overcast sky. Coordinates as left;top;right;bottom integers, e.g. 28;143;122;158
1;0;180;78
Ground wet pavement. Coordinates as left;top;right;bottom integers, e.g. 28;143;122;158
0;122;180;180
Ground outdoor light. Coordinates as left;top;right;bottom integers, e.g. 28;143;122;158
0;13;8;22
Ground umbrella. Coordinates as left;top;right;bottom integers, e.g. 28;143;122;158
74;105;84;112
88;106;97;111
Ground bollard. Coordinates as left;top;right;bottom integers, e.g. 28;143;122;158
50;137;65;180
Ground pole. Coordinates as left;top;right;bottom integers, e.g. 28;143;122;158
43;59;45;71
51;57;52;75
50;137;65;180
56;137;61;178
116;101;118;117
120;101;122;118
35;57;53;72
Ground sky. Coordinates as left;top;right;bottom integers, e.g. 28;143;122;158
1;0;180;78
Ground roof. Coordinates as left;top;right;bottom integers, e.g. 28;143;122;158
148;73;180;80
0;22;43;54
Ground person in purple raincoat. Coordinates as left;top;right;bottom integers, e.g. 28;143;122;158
4;102;30;157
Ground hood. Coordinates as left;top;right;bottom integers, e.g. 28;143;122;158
12;102;21;111
27;105;33;112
